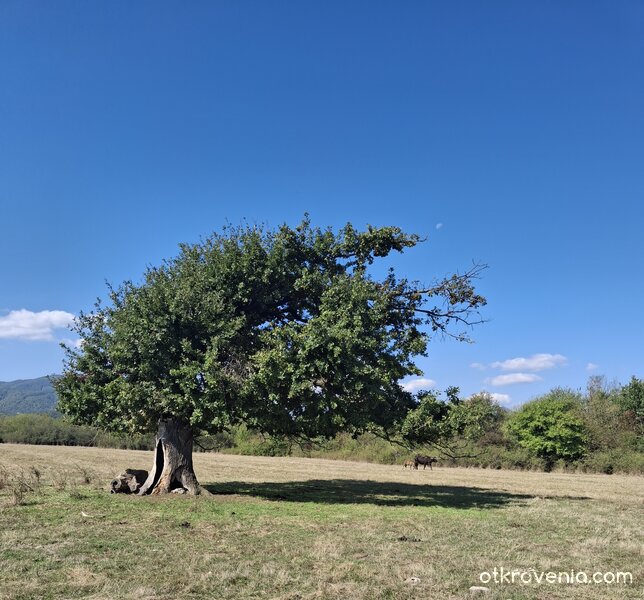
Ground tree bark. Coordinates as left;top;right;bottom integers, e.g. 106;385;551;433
138;417;208;496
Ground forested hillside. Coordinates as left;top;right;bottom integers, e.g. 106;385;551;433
0;377;58;415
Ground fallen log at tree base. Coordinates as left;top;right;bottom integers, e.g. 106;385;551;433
110;469;149;494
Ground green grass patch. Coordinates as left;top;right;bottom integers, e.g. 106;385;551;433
0;446;642;599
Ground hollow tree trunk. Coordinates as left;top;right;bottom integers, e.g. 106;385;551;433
138;417;208;496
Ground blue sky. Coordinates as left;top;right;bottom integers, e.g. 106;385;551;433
1;1;642;405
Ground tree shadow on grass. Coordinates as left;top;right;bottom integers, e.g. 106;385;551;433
203;479;560;510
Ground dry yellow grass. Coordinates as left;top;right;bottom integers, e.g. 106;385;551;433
2;442;641;503
0;443;642;600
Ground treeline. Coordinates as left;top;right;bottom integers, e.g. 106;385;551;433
0;414;154;450
226;375;644;474
443;375;644;474
0;413;235;453
1;376;642;474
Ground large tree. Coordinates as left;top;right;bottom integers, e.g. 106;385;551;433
54;219;486;495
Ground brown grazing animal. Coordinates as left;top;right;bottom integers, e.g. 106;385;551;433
403;460;414;469
414;455;438;470
110;469;149;494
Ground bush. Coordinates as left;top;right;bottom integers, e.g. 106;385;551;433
505;389;588;468
617;377;644;436
581;449;644;475
220;425;289;457
301;433;406;464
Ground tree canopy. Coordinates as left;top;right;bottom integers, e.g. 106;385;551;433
54;219;486;493
617;377;644;436
505;389;588;467
399;389;504;458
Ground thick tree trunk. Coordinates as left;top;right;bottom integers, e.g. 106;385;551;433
138;417;208;496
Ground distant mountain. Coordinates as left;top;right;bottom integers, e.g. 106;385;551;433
0;376;59;415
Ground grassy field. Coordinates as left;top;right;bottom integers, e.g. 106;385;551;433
0;444;642;599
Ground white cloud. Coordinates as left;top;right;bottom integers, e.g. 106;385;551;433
491;353;567;372
468;391;512;405
586;362;599;372
435;223;444;230
489;392;512;404
401;377;437;393
470;362;486;370
0;309;75;341
486;373;542;386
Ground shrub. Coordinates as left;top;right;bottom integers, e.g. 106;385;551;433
505;389;588;468
616;377;644;436
582;449;644;475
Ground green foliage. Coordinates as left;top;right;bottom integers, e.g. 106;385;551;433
54;218;486;444
449;391;506;442
295;432;406;464
2;397;642;473
399;389;453;447
505;389;588;467
581;376;623;451
580;448;644;475
0;414;153;449
617;376;644;435
227;425;291;457
398;388;506;456
439;442;546;471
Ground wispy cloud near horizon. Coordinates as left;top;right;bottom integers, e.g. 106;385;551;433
491;353;567;372
0;309;75;341
469;391;512;405
489;392;512;404
401;377;437;393
486;373;542;386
